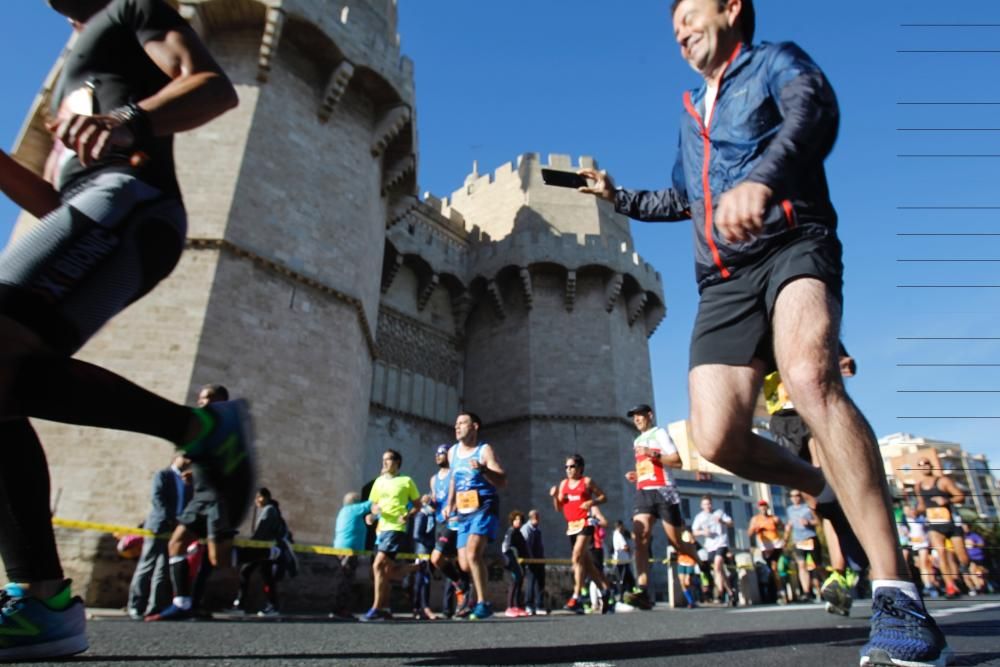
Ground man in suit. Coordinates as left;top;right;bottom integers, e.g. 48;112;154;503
126;453;192;619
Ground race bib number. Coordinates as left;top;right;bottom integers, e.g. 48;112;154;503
796;538;815;552
926;507;950;523
566;519;586;535
456;490;480;514
636;460;655;479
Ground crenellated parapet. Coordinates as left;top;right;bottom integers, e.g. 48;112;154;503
383;153;669;339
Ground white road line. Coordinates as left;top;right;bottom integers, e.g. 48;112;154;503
930;602;1000;618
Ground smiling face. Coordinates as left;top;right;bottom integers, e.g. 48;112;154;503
672;0;741;79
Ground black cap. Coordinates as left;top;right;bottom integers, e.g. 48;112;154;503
627;403;653;417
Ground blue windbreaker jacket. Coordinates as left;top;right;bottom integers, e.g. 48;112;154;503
614;41;840;291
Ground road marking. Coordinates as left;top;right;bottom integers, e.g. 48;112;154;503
931;602;1000;618
731;604;830;614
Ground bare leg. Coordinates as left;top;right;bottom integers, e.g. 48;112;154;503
465;534;489;603
771;278;906;581
688;362;826;495
632;515;652;588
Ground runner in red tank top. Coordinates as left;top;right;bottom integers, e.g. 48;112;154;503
549;454;614;614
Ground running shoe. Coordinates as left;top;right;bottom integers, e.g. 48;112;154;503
257;604;279;617
601;587;615;615
859;589;951;667
944;584;960;600
469;601;493;620
821;572;853;617
359;608;391;622
144;603;192;622
503;607;521;618
454;592;473;619
182;399;256;528
563;597;584;615
0;583;88;661
624;587;654;610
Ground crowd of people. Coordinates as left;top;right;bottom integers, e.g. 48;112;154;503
0;0;971;664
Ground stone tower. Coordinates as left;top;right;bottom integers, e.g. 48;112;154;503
369;153;665;546
9;0;418;599
8;1;666;601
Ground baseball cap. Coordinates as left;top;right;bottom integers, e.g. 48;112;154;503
757;500;769;506
435;444;450;455
626;403;653;417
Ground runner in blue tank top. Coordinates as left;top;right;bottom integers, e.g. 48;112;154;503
428;444;468;617
445;412;505;620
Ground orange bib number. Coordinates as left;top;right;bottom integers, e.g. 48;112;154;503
925;507;950;523
636;460;655;479
567;519;586;535
796;538;815;552
456;490;480;514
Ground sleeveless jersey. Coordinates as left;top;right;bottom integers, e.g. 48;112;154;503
559;477;591;534
451;443;497;514
432;467;459;529
918;478;954;527
633;426;676;490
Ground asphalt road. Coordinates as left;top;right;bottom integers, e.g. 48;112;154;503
38;596;1000;666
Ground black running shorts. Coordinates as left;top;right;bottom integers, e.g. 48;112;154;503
689;229;843;371
0;172;186;355
632;488;683;526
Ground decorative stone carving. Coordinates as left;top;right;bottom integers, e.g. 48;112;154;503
257;6;286;83
318;60;356;122
605;272;624;313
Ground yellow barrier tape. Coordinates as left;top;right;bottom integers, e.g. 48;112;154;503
53;517;648;566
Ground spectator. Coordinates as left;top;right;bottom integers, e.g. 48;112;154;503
233;488;287;616
409;495;437;620
612;521;636;603
501;510;529;617
126;454;192;619
330;491;371;619
521;509;546;615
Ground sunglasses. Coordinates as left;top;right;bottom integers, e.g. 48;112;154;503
565;465;578;469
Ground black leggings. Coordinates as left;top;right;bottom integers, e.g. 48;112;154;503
0;176;194;583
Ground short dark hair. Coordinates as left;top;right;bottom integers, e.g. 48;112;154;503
671;0;755;45
385;449;402;465
508;509;524;525
257;487;272;501
459;411;482;429
701;494;713;502
200;384;229;401
568;453;585;472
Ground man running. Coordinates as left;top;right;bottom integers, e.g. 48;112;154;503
747;499;786;603
785;490;821;603
361;449;421;622
622;404;699;610
549;454;614;614
0;1;251;651
428;444;468;617
692;495;736;606
145;384;238;621
445;412;505;620
914;458;969;600
578;2;948;662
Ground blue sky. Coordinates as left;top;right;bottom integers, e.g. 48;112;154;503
2;1;999;470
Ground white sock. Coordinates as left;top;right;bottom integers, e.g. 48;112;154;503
873;580;921;603
815;482;836;504
172;595;193;610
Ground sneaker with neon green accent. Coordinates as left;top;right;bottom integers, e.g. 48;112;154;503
0;583;88;661
181;399;256;528
822;572;853;617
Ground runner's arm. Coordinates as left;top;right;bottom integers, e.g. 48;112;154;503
590;504;608;528
476;444;507;488
0;149;62;218
940;476;965;507
588;479;608;506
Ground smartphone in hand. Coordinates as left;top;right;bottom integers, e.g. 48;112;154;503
541;168;588;189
